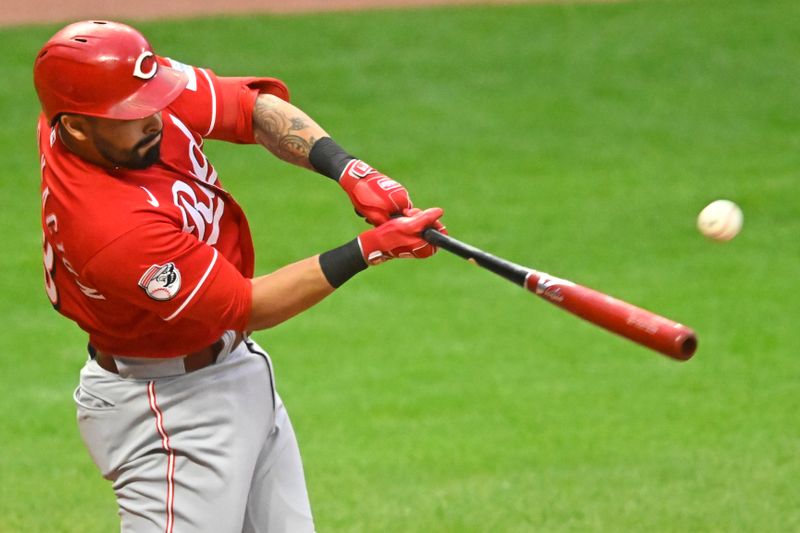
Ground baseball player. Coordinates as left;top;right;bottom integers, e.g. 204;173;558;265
34;20;445;533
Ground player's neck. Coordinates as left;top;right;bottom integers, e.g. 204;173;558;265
58;125;118;171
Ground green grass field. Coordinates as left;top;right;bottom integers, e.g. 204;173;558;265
2;0;799;530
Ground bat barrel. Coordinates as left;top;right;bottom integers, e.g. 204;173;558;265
524;271;698;360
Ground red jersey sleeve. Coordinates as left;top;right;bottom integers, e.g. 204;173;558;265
161;56;290;144
81;222;252;330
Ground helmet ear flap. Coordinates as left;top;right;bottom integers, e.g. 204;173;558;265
33;20;188;123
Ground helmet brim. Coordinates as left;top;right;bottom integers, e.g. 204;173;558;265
105;64;189;120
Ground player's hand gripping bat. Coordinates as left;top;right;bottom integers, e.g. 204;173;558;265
422;229;697;361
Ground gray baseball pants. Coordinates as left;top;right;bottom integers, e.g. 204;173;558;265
74;335;315;532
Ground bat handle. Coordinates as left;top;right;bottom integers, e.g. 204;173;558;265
423;228;531;286
422;227;447;245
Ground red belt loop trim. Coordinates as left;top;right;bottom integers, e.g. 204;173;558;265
147;381;176;533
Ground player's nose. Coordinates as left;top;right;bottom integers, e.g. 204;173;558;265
144;112;163;135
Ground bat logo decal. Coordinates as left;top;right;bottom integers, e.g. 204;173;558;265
534;272;575;303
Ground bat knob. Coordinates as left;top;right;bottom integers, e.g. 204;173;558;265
676;331;698;360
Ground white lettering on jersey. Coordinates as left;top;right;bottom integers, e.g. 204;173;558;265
172;181;223;245
169;114;224;245
55;243;78;276
41;188;58;305
76;280;106;300
165;58;197;91
170;115;218;185
42;230;58;305
41;187;105;304
133;51;158;80
45;213;58;233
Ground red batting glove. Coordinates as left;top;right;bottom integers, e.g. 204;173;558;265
339;159;412;226
357;207;445;265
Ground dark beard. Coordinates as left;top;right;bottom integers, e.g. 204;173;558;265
95;133;161;170
134;142;161;169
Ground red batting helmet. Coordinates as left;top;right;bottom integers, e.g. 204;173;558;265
33;20;188;123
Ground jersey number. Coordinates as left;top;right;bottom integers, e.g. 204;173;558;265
43;232;58;307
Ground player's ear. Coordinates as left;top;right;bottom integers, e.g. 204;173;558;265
59;114;91;142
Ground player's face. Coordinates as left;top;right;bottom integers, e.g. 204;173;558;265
86;113;164;170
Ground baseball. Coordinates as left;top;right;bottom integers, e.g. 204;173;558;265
697;199;743;241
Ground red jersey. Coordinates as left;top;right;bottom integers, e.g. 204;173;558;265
38;57;289;358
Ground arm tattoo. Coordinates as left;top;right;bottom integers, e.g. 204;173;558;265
280;134;316;157
253;95;324;169
290;117;309;130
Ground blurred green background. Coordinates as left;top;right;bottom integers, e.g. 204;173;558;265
2;0;799;530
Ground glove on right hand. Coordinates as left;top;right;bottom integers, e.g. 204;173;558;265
357;207;445;265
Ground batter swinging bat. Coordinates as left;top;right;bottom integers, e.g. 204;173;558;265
422;229;697;361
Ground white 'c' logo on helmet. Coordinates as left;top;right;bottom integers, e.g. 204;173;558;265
133;51;158;80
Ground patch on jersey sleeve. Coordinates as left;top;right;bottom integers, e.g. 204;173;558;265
165;58;197;91
138;263;182;301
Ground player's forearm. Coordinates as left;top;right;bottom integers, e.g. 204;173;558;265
253;94;329;170
246;256;335;331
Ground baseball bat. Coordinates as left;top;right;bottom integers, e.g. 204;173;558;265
422;228;697;361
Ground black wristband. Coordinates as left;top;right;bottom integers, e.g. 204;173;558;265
309;137;355;181
319;239;368;288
